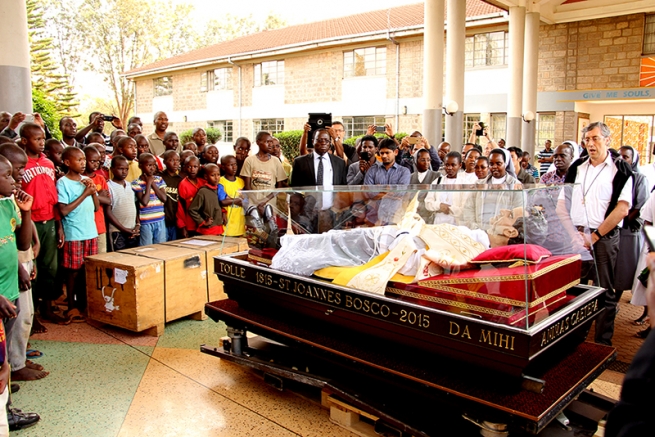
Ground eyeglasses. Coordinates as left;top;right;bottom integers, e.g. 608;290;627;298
583;136;607;144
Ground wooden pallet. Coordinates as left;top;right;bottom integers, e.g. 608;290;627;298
322;390;380;437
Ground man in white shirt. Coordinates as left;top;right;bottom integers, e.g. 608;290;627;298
563;121;633;346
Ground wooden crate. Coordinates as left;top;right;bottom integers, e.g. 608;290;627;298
162;238;241;302
192;235;249;251
85;252;165;336
120;244;207;322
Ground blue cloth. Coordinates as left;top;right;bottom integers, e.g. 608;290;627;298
57;176;98;241
217;185;227;201
166;225;177;242
363;161;411;186
140;220;166;246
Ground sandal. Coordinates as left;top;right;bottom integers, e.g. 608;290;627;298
65;308;85;324
636;327;651;339
26;350;43;359
632;317;649;326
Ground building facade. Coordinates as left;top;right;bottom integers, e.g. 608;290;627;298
126;1;655;162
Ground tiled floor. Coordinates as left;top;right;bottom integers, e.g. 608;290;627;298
11;291;649;437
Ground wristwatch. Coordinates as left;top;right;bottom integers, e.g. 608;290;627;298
593;229;602;239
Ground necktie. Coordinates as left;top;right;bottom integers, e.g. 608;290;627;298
317;156;324;185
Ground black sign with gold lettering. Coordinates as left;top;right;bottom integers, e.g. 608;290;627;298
215;255;604;366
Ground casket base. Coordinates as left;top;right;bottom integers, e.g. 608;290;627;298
204;299;616;435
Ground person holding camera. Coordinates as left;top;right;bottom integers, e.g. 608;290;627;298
347;135;378;185
75;112;122;152
468;122;498;150
397;131;441;173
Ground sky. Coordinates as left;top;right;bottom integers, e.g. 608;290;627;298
77;0;422;106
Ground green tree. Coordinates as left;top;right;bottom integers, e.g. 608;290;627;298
32;89;62;139
27;0;78;115
47;0;287;124
196;13;287;48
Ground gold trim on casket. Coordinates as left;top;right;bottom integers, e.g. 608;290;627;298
411;254;582;307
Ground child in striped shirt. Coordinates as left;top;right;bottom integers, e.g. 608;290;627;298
132;153;167;245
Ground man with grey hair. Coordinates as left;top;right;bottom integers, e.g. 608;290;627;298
562;121;633;346
147;111;168;156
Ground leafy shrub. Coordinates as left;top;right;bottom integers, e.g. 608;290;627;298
274;130;303;162
179;127;222;145
343;132;408;147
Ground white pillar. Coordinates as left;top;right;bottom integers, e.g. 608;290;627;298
423;0;445;148
444;0;466;150
506;6;526;149
0;0;32;113
522;11;540;156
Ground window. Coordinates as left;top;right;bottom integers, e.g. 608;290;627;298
200;72;209;93
464;31;508;68
213;68;232;90
154;76;172;97
208;120;233;143
343;47;386;78
645;15;655;55
535;113;556;149
341;116;386;138
253;119;284;135
490;113;507;143
201;68;232;92
254;61;284;86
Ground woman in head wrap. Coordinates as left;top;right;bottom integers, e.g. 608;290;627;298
615;145;649;300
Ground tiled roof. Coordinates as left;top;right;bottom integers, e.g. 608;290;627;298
125;1;504;77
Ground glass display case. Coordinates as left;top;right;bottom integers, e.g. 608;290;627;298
214;183;605;376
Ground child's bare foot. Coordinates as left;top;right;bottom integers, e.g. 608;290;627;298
11;367;49;381
30;318;48;334
26;360;44;371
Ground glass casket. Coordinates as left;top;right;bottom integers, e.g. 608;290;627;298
213;183;605;377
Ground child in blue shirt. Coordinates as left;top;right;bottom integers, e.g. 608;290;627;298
57;147;99;322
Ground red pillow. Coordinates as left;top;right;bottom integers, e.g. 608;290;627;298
470;244;551;264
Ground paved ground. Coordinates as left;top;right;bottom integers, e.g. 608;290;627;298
10;291;649;437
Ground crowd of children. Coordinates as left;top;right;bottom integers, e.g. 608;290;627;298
0;115;250;432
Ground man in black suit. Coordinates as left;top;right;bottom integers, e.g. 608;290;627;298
290;129;347;187
291;129;347;232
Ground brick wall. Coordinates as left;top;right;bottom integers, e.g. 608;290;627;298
285;52;342;104
173;71;207;111
539;14;644;92
135;80;153;115
132;13;647;144
396;39;424;99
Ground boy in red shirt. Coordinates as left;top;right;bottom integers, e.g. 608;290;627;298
188;163;226;235
176;156;204;238
20;123;65;327
84;146;110;253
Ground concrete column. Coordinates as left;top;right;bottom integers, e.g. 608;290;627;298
423;0;445;148
506;6;526;149
521;11;540;156
0;0;32;113
444;0;466;150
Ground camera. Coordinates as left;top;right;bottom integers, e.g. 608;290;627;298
307;113;332;147
375;125;385;133
407;136;420;145
359;151;370;161
103;115;116;122
475;122;485;137
23;114;34;123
